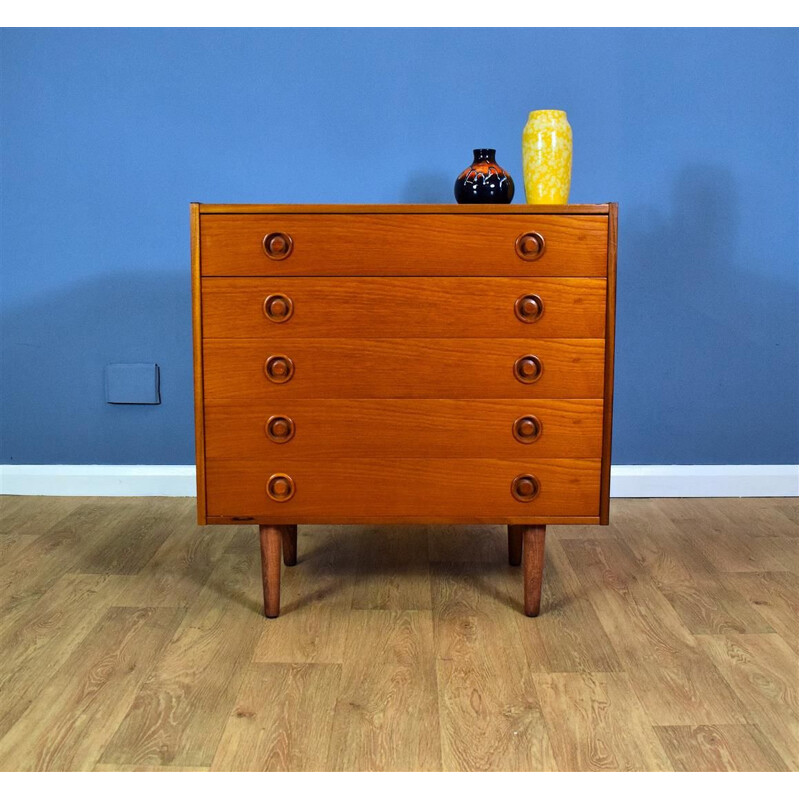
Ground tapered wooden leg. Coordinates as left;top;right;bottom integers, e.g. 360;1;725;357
507;525;523;566
282;524;298;566
259;525;282;618
522;524;547;617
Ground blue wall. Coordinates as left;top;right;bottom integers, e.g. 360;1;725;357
1;28;797;465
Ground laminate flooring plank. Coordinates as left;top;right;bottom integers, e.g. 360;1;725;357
351;526;431;610
713;498;799;539
431;562;557;771
79;497;186;576
695;633;798;770
722;571;798;653
654;723;789;771
427;524;509;562
211;663;341;771
253;525;359;664
0;501;129;634
100;528;264;767
94;763;209;771
113;501;234;608
655;499;787;573
533;671;671;771
0;606;183;771
0;496;82;537
0;572;126;738
510;539;622;673
326;610;441;771
611;501;773;635
562;537;749;726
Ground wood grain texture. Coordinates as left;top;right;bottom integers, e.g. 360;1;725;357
252;525;359;664
100;530;265;767
599;202;617;524
202;337;605;401
351;526;431;611
655;498;788;573
610;500;774;635
205;457;602;521
0;497;795;770
533;672;672;770
191;202;207;524
0;572;127;739
0;606;183;771
522;524;547;616
510;537;622;674
205;398;604;460
326;610;441;771
432;561;558;770
211;662;342;771
562;537;750;726
654;724;788;771
695;633;799;770
201;277;607;339
200;213;609;277
722;571;798;653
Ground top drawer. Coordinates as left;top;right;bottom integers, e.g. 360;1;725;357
199;213;609;277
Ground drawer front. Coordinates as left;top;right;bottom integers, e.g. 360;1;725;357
205;458;601;521
201;277;607;339
202;338;605;400
204;398;603;460
199;213;608;277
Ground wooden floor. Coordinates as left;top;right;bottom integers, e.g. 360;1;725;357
0;495;796;771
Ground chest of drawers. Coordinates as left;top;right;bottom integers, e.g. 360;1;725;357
191;203;617;618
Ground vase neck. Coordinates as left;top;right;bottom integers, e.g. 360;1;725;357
472;148;496;164
528;110;568;123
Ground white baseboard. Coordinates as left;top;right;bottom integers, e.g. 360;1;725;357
0;464;797;499
609;465;798;498
0;465;197;497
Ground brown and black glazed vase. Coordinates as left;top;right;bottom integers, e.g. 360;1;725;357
454;148;515;204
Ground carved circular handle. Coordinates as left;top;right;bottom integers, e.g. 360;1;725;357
266;473;295;502
263;232;293;260
512;415;542;444
514;294;544;323
514;355;543;384
263;294;294;323
511;474;540;503
264;355;295;384
265;415;295;443
515;232;545;261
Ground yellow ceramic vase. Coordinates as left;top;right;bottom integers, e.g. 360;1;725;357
522;110;572;204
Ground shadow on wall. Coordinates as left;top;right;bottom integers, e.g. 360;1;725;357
616;163;798;464
1;268;194;464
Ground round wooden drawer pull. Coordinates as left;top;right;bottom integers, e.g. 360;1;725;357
511;474;540;503
263;232;293;260
512;415;542;444
515;232;545;261
265;355;295;384
514;294;543;323
263;294;294;323
514;355;543;384
266;415;295;443
267;473;295;502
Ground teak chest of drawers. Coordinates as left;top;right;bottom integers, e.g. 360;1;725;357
191;203;617;618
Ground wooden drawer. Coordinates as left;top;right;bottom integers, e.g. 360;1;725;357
201;277;607;339
199;213;608;277
204;398;604;460
202;338;606;400
205;457;601;522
